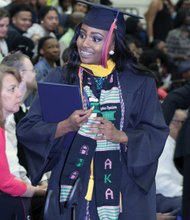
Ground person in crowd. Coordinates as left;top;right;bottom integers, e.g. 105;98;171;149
61;46;69;64
57;0;88;33
145;0;174;43
149;39;168;54
127;39;143;61
58;0;89;32
149;39;179;87
139;48;173;100
125;16;148;48
59;11;85;60
156;109;187;217
56;0;72;30
28;0;47;23
1;52;48;220
162;81;190;220
25;6;59;45
57;0;73;15
177;60;190;81
72;0;89;13
34;36;60;81
175;0;190;12
17;1;168;219
0;64;46;220
166;8;190;64
2;51;37;108
4;4;34;58
169;60;190;90
6;4;33;52
0;8;9;62
2;52;37;163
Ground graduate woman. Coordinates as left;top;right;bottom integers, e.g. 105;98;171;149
17;1;169;219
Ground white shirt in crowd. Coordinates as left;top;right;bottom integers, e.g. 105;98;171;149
5;106;50;184
156;135;183;197
5;113;31;184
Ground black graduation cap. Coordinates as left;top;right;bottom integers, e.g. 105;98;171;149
77;0;142;32
77;0;142;67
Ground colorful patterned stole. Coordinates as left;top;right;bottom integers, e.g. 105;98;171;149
60;61;125;219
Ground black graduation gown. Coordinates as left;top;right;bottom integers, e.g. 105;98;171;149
17;64;168;220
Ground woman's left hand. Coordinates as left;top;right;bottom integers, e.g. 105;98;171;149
89;117;128;144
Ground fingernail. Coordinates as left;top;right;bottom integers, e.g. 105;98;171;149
90;106;94;111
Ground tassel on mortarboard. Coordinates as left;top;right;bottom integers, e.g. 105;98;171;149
100;11;119;68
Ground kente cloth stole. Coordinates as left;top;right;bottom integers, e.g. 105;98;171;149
59;67;125;220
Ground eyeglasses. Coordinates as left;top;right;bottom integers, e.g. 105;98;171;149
21;68;37;73
172;119;185;125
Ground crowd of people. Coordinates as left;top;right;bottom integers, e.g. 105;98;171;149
0;0;190;219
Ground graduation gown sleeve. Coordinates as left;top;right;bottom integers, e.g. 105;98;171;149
16;67;69;184
120;70;169;193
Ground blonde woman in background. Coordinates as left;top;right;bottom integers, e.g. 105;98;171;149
0;64;46;220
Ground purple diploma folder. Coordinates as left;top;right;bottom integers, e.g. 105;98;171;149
38;82;82;123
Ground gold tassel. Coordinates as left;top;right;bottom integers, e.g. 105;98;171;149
85;159;94;201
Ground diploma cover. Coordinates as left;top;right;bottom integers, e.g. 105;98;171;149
38;82;82;123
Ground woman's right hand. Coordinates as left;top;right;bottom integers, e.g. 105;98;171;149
55;108;93;138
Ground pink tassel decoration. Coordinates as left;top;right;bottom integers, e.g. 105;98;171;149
101;11;119;68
